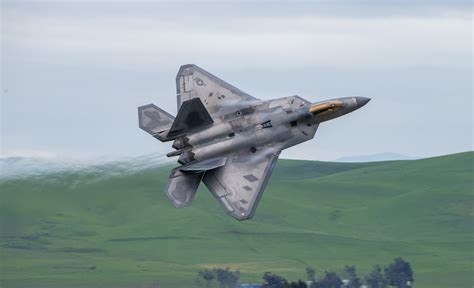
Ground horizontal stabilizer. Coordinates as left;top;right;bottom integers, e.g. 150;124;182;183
138;104;175;142
167;98;213;139
179;157;227;172
165;168;203;208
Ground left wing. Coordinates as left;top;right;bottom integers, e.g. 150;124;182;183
176;64;261;119
202;147;281;220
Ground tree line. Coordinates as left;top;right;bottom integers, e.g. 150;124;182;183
197;257;413;288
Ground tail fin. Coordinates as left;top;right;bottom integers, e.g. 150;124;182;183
166;98;213;138
165;168;203;208
138;104;175;142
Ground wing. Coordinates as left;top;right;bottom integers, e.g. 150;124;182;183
202;147;281;220
176;64;260;119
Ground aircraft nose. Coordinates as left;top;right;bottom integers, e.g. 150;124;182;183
355;97;371;108
310;96;370;122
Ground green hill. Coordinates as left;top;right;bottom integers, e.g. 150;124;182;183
1;152;472;288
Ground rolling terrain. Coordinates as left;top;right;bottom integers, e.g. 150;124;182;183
0;152;472;287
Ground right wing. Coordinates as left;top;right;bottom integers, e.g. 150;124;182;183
202;146;281;220
176;64;261;119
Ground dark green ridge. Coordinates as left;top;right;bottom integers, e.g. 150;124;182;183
1;151;472;288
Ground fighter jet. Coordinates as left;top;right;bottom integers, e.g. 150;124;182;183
138;64;370;221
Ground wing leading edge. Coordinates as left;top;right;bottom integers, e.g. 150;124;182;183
202;148;280;220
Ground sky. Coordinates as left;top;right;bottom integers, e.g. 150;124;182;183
1;1;472;161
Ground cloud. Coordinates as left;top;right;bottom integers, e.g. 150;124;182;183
3;3;472;71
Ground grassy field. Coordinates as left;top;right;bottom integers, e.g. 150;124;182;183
0;152;472;287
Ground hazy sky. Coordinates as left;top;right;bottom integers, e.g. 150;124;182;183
1;1;472;161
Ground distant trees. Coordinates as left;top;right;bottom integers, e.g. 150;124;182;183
262;272;289;288
318;272;343;288
301;258;412;288
365;265;387;288
196;257;413;288
214;268;240;288
305;267;317;288
197;269;215;288
384;258;413;288
262;272;308;288
289;279;308;288
196;268;240;288
343;265;362;288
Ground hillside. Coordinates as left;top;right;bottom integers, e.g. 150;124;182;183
0;152;472;288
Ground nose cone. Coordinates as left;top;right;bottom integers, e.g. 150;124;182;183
355;97;371;108
310;96;370;123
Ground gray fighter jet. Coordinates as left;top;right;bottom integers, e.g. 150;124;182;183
138;64;370;221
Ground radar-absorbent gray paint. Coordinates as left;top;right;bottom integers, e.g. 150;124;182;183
138;64;370;221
